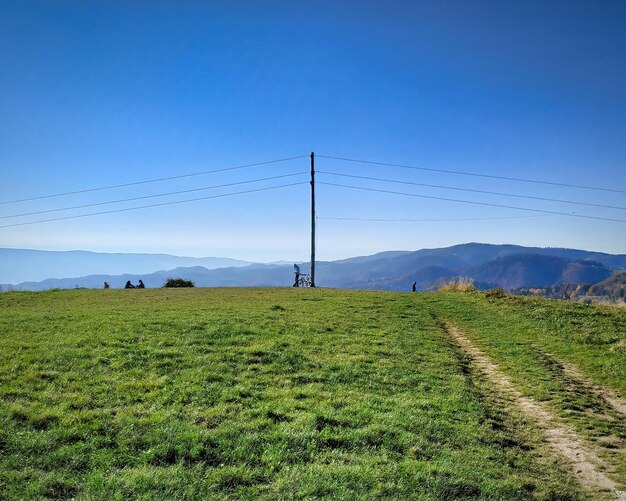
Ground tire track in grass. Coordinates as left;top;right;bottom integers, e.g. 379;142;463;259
529;348;626;453
444;322;626;500
557;360;626;418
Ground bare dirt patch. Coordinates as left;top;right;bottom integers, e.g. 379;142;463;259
445;323;625;499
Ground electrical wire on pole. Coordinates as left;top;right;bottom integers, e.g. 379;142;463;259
316;171;626;211
0;172;308;220
0;182;308;229
317;181;626;223
318;215;553;222
0;155;308;205
317;154;626;194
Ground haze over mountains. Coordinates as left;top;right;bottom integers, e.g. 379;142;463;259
0;248;251;284
2;243;625;293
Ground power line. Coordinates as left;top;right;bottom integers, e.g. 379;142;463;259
317;154;626;194
0;155;308;205
317;181;626;223
317;171;626;211
0;172;308;220
0;182;307;229
319;215;551;222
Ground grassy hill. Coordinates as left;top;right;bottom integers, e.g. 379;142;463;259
1;288;624;499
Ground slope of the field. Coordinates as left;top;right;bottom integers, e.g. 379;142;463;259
425;292;626;493
1;288;624;499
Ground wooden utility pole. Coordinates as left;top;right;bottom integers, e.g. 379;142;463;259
310;151;316;287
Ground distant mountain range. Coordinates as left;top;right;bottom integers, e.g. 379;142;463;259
2;243;625;293
465;254;612;290
0;248;251;284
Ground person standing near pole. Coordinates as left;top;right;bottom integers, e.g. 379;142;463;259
293;264;300;287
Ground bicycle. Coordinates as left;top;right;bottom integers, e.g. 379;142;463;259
297;274;312;287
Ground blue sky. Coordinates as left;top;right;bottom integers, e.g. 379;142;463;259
1;1;625;261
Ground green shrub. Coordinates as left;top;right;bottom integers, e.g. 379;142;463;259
163;278;195;288
485;288;506;299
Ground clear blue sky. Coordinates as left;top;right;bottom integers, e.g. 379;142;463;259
1;1;625;261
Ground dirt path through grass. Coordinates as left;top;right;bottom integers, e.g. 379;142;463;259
558;361;626;418
445;322;626;499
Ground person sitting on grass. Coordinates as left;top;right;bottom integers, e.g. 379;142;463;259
124;280;135;289
104;282;110;289
137;279;145;289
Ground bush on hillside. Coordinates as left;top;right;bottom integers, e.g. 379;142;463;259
163;278;195;288
485;288;506;299
438;277;476;292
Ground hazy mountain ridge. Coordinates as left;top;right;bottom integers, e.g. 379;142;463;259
0;248;252;284
3;243;625;293
587;271;626;298
4;264;292;291
464;254;613;290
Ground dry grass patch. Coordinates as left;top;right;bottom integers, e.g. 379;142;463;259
438;277;477;292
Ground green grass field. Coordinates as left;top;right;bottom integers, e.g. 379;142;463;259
1;288;624;499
